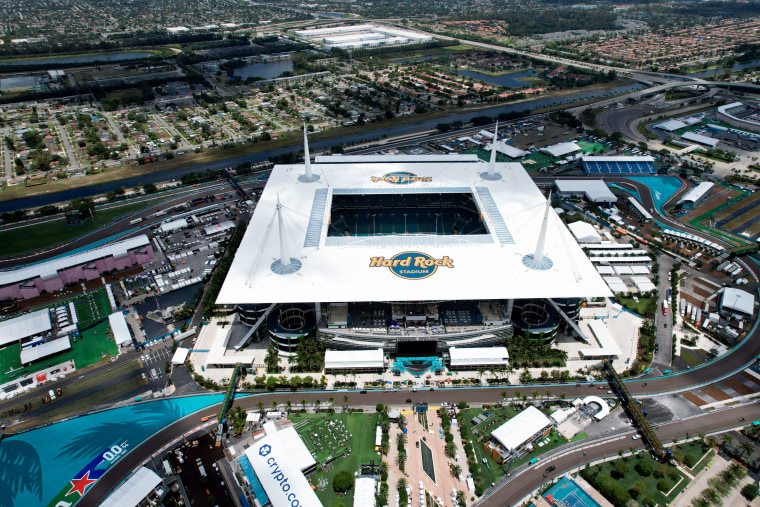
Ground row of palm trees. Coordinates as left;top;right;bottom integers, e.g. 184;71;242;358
499;389;567;407
249;395;354;415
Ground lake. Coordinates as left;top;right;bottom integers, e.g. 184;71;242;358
0;51;154;67
233;59;293;80
690;59;760;78
457;69;537;88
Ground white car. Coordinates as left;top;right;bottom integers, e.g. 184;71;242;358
632;435;640;440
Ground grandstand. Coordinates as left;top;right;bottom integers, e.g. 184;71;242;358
717;102;760;133
216;134;610;357
580;155;655;175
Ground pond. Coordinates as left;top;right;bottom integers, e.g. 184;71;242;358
457;69;537;88
233;59;293;80
0;51;154;67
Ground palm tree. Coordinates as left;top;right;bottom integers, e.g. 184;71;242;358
722;434;734;447
740;441;755;458
256;400;264;412
379;461;388;474
451;464;462;478
314;399;321;413
500;391;507;405
559;393;567;406
532;390;539;405
271;400;278;411
380;441;390;455
328;397;335;413
445;442;457;457
545;390;551;402
343;395;350;412
397;477;407;490
514;391;522;407
285;400;292;414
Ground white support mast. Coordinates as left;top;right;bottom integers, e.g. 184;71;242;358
481;121;502;180
522;192;554;270
299;123;319;183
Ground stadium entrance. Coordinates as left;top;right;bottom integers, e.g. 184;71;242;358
390;338;443;377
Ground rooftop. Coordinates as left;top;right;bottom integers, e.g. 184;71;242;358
490;405;553;453
0;309;52;347
217;155;611;305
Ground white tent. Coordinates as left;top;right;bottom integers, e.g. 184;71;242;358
108;312;132;346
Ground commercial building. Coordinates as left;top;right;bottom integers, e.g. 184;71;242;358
580;156;656;175
216;135;610;360
681;131;719;148
554;180;617;204
0;235;154;301
540;142;581;158
294;24;433;51
239;426;320;507
448;346;509;370
324;348;385;373
487;406;553;460
677;181;714;210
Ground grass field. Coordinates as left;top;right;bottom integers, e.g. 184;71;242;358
0;199;162;257
584;452;689;505
293;412;382;506
74;289;112;327
674;441;710;471
616;296;652;316
522;152;555;171
577;140;606;154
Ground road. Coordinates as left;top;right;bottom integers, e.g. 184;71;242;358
55;122;80;173
100;110;137;159
652;254;675;370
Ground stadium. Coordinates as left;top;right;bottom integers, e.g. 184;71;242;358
216;131;611;360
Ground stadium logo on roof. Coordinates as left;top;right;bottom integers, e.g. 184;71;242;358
370;252;454;280
371;171;432;185
259;444;272;456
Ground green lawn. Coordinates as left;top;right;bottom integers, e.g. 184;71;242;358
679;349;707;367
293;412;382;506
583;453;690;506
675;441;711;471
522;152;555;171
577;140;607;154
616;296;652;316
0;199;163;257
74;289;112;327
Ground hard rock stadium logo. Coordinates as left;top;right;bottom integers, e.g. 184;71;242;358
371;171;432;185
370;252;454;280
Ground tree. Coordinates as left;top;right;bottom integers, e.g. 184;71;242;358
264;344;280;373
740;441;754;458
445;442;457;457
314;399;321;413
271;400;278;411
376;403;385;414
333;470;354;494
451;464;462;478
741;484;759;500
143;182;158;194
343;395;349;412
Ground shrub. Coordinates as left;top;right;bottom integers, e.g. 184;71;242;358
333;471;354;494
656;479;672;492
629;481;646;499
741;484;759;500
683;454;697;468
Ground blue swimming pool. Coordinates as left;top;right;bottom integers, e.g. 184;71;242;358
1;394;224;507
545;476;602;507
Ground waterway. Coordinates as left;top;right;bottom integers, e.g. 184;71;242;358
0;81;643;213
233;59;293;80
0;51;154;67
456;69;537;88
690;59;760;78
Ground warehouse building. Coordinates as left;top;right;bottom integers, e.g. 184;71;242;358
718;287;756;321
486;406;553;462
677;182;714;210
554;180;617;204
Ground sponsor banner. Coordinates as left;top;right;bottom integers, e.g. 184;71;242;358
371;171;431;185
370;252;454;280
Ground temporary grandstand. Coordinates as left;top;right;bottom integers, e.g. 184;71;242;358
554;180;616;203
580;156;655;175
217;133;610;355
677;181;714;210
626;196;653;223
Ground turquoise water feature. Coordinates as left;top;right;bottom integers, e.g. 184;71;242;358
1;394;224;507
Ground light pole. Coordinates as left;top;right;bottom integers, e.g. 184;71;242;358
576;449;587;478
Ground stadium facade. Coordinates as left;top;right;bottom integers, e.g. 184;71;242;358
217;130;611;357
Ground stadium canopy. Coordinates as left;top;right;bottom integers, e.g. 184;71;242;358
567;221;602;244
681;131;719;147
449;346;509;367
243;426;320;507
603;276;627;293
656;119;687;132
20;336;71;364
554;180;616;203
490;406;553;453
580;156;655;175
324;348;384;370
490;141;527;159
217;155;611;305
0;309;52;347
108;312;132;347
631;276;656;292
540;142;581;158
100;467;162;507
0;235;150;289
159;219;188;234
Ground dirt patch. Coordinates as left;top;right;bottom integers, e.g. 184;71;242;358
701;386;731;401
690;285;713;299
723;378;756;396
682;392;707;407
686;186;741;223
713;189;760;222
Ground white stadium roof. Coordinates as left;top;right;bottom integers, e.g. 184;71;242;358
540;142;581;158
582;319;622;358
217;155;611;305
657;119;687;132
325;348;384;369
0;309;52;347
0;235;150;288
243;426;320;507
603;276;627;293
631;276;656;292
491;406;552;453
721;287;755;315
449;346;509;367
